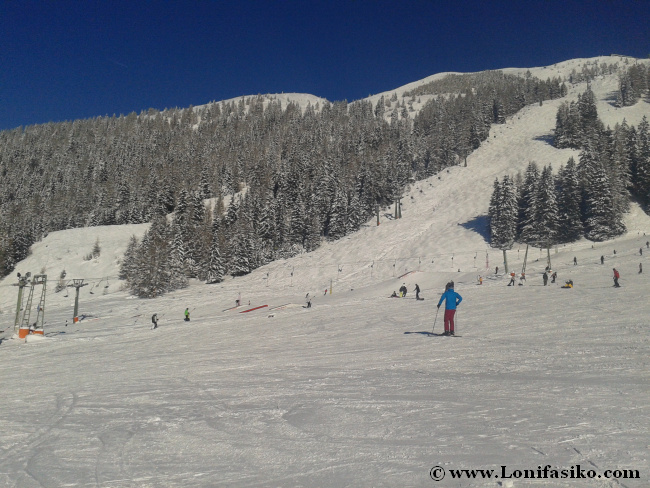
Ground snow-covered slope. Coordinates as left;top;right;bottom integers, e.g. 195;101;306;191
0;59;649;487
367;55;650;124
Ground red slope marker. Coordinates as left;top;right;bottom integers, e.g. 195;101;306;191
239;305;268;313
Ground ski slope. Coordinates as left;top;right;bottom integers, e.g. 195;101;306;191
0;57;649;487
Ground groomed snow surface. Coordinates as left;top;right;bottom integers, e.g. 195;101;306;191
0;57;649;487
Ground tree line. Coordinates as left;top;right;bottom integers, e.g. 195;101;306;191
489;86;650;250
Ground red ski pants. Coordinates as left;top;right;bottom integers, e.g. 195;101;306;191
444;309;456;333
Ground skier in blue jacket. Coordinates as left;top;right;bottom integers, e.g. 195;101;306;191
437;285;463;336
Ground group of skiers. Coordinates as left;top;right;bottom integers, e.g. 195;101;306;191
145;240;648;335
391;283;422;300
151;308;190;329
542;270;557;285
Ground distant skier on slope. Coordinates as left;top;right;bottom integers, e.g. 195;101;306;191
508;272;515;286
151;313;158;329
399;284;407;298
415;284;421;300
437;284;462;336
184;308;191;321
613;268;620;288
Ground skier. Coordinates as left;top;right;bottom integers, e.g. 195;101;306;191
613;268;620;288
184;308;191;321
495;266;499;275
561;280;574;289
543;272;548;286
415;283;421;300
390;291;398;298
399;284;407;298
639;263;643;274
646;241;649;249
640;248;643;256
324;289;328;296
437;284;462;336
601;255;605;265
151;313;158;330
306;297;312;308
551;271;557;283
478;276;483;285
574;257;577;266
508;272;515;286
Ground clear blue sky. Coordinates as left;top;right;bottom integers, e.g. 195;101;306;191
1;0;648;131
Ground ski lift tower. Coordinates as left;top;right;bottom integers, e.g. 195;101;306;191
69;279;87;323
15;274;47;338
13;272;31;335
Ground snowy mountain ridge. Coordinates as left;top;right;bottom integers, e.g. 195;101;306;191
190;55;650;122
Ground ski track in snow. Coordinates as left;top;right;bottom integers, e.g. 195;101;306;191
0;56;649;487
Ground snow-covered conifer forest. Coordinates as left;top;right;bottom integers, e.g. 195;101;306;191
0;56;649;487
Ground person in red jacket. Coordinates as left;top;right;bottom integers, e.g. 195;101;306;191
613;268;620;287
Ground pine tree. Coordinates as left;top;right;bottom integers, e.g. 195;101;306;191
328;185;348;241
488;178;502;246
556;158;583;242
634;116;650;204
500;175;519;247
205;224;225;284
489;175;518;250
199;166;213;199
169;218;189;290
517;162;540;242
579;148;624;241
533;166;559;245
130;217;171;297
119;235;139;281
228;227;254;276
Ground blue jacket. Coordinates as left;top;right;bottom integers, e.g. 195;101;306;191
438;288;462;310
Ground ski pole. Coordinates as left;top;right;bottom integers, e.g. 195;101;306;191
431;307;440;335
